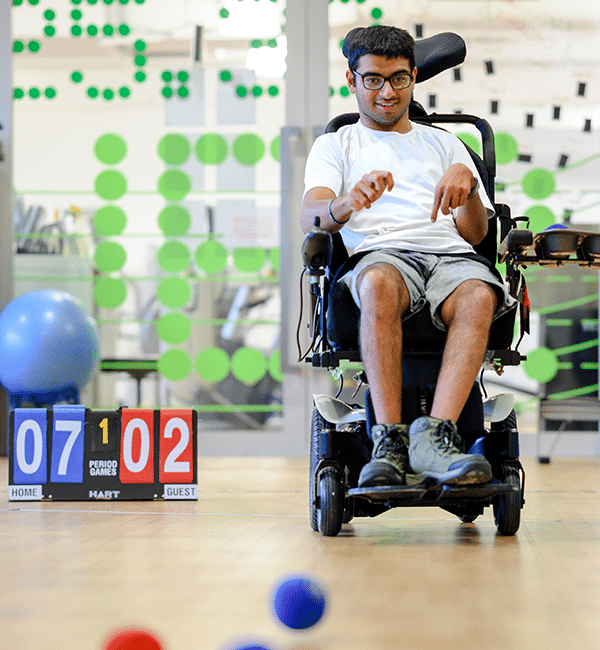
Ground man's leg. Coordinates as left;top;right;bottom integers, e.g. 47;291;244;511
356;262;412;487
356;262;411;424
431;279;497;421
408;278;497;485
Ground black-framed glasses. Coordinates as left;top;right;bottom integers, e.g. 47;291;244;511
353;69;413;91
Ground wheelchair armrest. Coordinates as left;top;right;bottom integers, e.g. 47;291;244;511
498;228;533;263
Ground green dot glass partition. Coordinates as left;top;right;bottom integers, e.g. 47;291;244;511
12;0;286;431
11;0;600;432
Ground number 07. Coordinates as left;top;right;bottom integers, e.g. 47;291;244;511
50;405;86;484
54;420;83;475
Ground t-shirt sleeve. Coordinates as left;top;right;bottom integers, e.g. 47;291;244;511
303;134;345;199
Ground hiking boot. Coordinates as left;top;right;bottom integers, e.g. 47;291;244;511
358;424;409;488
408;416;492;485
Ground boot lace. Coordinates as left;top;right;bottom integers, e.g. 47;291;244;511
374;429;408;459
429;421;462;458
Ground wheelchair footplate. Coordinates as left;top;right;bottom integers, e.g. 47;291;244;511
348;476;518;508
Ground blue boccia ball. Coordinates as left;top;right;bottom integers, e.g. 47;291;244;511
544;223;568;230
270;574;327;630
0;290;99;394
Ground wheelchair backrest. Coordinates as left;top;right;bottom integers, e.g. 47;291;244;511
342;30;467;83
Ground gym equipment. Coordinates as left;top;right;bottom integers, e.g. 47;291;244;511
0;289;99;408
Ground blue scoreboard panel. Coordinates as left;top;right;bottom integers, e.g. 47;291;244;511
8;406;198;501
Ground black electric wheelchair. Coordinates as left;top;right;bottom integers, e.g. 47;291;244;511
299;31;600;538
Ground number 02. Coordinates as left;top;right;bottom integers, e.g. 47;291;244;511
122;418;151;473
163;418;190;473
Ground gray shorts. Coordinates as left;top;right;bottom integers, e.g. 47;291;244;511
340;249;517;331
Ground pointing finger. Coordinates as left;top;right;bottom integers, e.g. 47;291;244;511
431;193;441;222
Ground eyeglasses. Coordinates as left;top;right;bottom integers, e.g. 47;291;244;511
352;70;413;91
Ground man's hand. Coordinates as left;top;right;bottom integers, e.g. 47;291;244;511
348;170;394;211
430;163;488;245
431;163;474;222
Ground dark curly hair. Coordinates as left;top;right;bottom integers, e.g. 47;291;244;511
343;26;415;72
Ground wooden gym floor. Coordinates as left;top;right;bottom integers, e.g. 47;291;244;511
1;456;599;650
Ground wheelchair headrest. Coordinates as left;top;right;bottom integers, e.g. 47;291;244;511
342;29;466;83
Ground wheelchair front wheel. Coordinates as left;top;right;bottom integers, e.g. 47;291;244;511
493;464;521;536
310;408;330;531
317;467;345;537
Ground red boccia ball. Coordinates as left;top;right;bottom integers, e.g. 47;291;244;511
102;627;163;650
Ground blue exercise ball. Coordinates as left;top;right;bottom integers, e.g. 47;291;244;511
0;290;100;394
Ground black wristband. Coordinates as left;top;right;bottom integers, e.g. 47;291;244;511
467;176;479;200
328;198;350;225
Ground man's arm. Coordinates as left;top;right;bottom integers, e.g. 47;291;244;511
301;187;337;234
301;171;394;234
430;163;488;245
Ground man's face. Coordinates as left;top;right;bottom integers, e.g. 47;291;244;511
346;54;417;132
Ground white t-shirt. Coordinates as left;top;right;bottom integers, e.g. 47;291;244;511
303;120;495;255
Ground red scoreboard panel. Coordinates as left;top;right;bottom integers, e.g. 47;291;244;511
8;406;198;501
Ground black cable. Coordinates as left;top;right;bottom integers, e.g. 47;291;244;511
515;331;525;352
296;267;307;362
479;367;488;399
311;292;320;337
297;269;322;363
335;373;344;399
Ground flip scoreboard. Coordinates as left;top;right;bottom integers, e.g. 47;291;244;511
8;406;198;501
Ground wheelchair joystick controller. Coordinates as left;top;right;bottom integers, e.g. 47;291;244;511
302;217;333;275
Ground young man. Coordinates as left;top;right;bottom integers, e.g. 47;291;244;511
301;26;516;488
